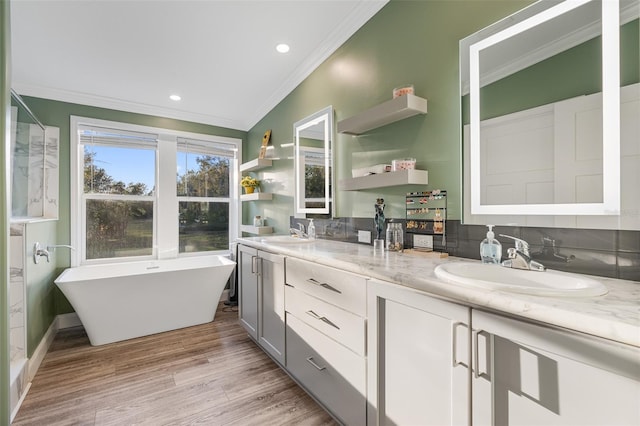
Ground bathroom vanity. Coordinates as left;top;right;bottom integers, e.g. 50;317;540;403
237;236;640;426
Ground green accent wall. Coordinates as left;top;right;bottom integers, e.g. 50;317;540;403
1;0;10;422
245;0;535;232
18;96;246;351
22;221;58;358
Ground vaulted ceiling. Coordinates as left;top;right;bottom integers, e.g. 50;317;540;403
11;0;388;131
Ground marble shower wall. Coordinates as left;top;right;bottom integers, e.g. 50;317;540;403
9;223;26;363
10;104;59;219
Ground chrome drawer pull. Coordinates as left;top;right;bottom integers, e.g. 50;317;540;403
306;310;322;320
473;329;489;379
306;278;342;294
452;321;469;368
473;329;480;379
306;310;341;330
306;356;327;371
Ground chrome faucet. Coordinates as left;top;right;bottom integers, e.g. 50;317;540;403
33;242;50;264
48;244;76;252
499;235;546;272
33;242;76;264
289;223;308;239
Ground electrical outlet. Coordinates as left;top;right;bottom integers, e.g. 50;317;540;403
413;234;434;249
358;230;372;244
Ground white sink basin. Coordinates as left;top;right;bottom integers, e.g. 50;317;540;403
434;263;608;297
261;236;316;244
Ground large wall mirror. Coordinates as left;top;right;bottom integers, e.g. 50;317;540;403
460;0;639;230
294;106;334;217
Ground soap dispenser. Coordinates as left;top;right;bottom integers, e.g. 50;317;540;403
307;219;316;240
480;225;502;264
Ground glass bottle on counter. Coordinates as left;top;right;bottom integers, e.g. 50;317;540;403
385;221;404;252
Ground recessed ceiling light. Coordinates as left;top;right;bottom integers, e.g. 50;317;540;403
169;94;181;101
276;43;290;53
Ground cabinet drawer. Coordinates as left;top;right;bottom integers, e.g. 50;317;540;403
285;257;366;316
286;285;366;356
286;313;366;426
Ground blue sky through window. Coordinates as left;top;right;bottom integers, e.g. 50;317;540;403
177;151;203;182
86;145;155;191
86;146;227;194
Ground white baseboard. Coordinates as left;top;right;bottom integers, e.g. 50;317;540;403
29;313;81;381
28;317;60;382
10;382;31;423
57;312;82;329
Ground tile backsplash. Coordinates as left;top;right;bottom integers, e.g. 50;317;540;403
290;217;640;282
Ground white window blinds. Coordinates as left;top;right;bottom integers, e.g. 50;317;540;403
79;125;158;149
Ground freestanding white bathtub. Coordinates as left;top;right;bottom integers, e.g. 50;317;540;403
55;255;236;346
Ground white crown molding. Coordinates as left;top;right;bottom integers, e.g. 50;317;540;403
11;82;250;131
243;0;389;130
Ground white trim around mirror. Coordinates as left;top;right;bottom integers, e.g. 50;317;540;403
294;106;333;216
468;0;620;216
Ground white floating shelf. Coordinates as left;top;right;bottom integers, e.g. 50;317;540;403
240;158;273;172
337;94;428;135
339;170;428;191
241;192;273;202
241;225;274;235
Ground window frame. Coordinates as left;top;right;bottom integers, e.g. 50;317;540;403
70;116;241;266
176;139;234;254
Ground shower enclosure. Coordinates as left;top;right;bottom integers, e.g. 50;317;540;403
8;90;59;419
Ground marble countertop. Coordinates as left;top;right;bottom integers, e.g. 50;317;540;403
238;236;640;348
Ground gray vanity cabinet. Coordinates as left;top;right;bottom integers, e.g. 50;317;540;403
472;310;640;426
238;245;258;339
284;257;368;425
237;244;285;364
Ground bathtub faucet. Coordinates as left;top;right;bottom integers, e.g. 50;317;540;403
47;244;76;252
33;242;50;264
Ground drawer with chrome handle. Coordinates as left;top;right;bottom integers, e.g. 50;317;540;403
285;313;366;426
305;278;342;294
285;257;366;316
285;285;366;356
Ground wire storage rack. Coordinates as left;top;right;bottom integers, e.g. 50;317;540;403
405;189;447;253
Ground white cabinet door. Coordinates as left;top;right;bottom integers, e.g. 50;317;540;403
367;279;471;426
238;245;258;339
472;310;640;426
257;250;285;365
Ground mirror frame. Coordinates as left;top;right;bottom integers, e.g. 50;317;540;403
461;0;621;216
294;106;334;216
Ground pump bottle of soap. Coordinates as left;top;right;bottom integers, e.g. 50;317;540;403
480;225;502;264
307;218;316;240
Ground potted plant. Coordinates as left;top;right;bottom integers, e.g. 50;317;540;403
241;176;260;194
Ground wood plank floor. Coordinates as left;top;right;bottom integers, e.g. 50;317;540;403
12;304;337;426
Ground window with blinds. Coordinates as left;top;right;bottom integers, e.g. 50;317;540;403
72;117;241;264
176;137;237;253
79;125;158;260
